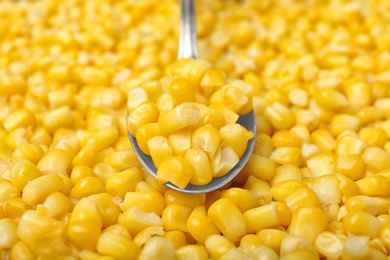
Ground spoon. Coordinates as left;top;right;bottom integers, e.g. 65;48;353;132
128;0;257;194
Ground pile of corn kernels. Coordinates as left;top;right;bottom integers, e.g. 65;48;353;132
2;0;390;259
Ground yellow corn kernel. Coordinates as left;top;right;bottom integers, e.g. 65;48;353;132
244;176;272;205
107;150;140;171
253;133;274;158
165;190;206;209
288;88;309;108
70;176;105;199
336;154;365;181
330;114;361;136
168;77;196;105
219;248;251;260
87;127;119;152
134;123;163;155
187;205;220;244
0;181;18;203
355;175;390;196
184;148;213;186
359;127;388;148
243;154;276;182
127;101;159;136
4;128;29;151
11;240;36;260
238;234;263;255
16;210;54;246
362;147;390;173
103;224;132;240
120;191;165;216
12;143;45;164
284;186;321;212
193;104;226;130
0;74;26;95
37;149;71;175
264;102;296;130
161;204;192;232
70;165;95;185
209;103;239;124
311;128;336;152
168;128;192;157
314;231;343;259
335;172;360;203
158;102;200;133
270;147;302;166
257;229;288;254
156;156;193;189
200;69;225;98
118;206;163;238
342;235;373;260
9;159;42;191
156;92;175;114
191;125;221;159
294;109;320;132
106;168;143;198
345;195;377;215
72;144;98;167
127;87;148;113
251;245;279;260
148;136;174;168
314;88;348;110
176;245;209;260
37;192;71;219
205;234;235;260
0;218;18;249
343;211;382;239
356;106;383;126
219;124;254;158
2;198;30;219
3;108;36;132
243;204;280;233
290;125;311;143
22;173;64;206
270;164;301;187
280;234;318;257
88;193;121;229
306;152;336;178
163;230;186;249
271;130;302;148
42;106;74;133
210;84;249;113
97;232;140;260
272;202;292;227
48;89;74;109
373;197;390;215
335;135;367;156
271;180;308;202
221;188;259;213
211;142;239;177
208;198;246;242
138;236;175;260
311;173;342;206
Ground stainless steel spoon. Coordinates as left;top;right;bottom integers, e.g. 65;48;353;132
128;0;257;194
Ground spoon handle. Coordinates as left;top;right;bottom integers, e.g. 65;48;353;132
178;0;200;59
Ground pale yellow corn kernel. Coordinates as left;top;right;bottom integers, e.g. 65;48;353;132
219;124;254;158
256;115;274;136
369;238;388;257
118;206;163;238
185;148;213;186
209;103;240;124
280;234;318;257
265;89;289;107
70;165;95;185
362;147;390;173
97;232;140;260
336;135;367;156
335;173;360;203
0;74;26;95
312;174;343;207
11;240;36;260
72;144;97;167
3;108;36;132
257;229;288;255
270;164;301;187
138;236;175;260
306;152;336;178
330;114;361;136
156;156;193;189
359;127;388;148
342;235;372;260
243;204;280;233
87;127;119;152
162;204;192;232
120;191;165;216
270;147;303;166
156;92;175;114
134;123;164;155
168;128;192;157
48;89;74;109
192;104;226;130
251;245;279;260
211;142;239;177
22;173;64;206
86;112;118;132
168;77;196;105
42;106;74;133
244;176;272;205
219;248;252;260
0;218;18;249
252;96;272;116
191;125;221;159
289;125;311;144
272;202;293;227
103;224;132;240
139;80;164;103
163;230;186;249
36;149;71;175
38;192;71;219
314;231;343;259
271;180;308;202
200;69;225;98
345;195;377;215
238;234;263;255
165;190;206;209
288;88;309;108
210;85;248;113
343;211;382;239
337;154;365;181
242;154;276;182
253;133;274;158
205;234;235;260
264;102;296;130
4;128;29;150
127;87;148;113
187;205;220;244
208;198;246;242
381;223;390;252
314;88;348;111
106;150;140;171
12;143;45;164
356;175;390;196
372;197;390;215
284;186;321;212
2;198;30;219
106;168;143;198
311;128;336;152
158;102;200;133
176;245;209;260
294;109;320;132
9;159;42;191
70;176;105;199
127;101;159;136
221;188;259;213
148;136;174;168
78;249;116;260
89;87;124;109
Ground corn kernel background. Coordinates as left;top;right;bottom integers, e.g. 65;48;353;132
1;0;390;259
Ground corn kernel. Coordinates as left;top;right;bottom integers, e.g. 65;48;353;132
244;204;280;233
311;128;336;152
165;190;206;209
211;142;239;177
251;245;279;260
138;237;175;260
148;136;174;168
120;191;165;216
0;218;18;249
158;102;200;133
244;176;272;205
362;147;390;173
22;173;64;206
355;175;390;196
176;245;209;260
343;211;382;238
284;186;321;212
106;168;143;198
264;102;296;130
163;230;187;249
97;232;140;260
221;188;259;213
280;234;318;257
205;234;235;260
135;122;165;155
156;156;193;189
70;177;105;199
270;147;303;166
184;148;213;186
242;154;276;181
88;193;121;229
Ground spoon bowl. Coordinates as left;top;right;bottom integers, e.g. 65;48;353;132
127;0;257;193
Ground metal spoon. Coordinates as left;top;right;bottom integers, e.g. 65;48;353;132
128;0;257;194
